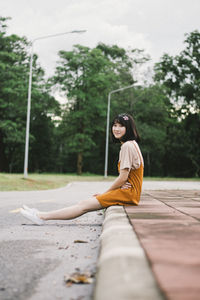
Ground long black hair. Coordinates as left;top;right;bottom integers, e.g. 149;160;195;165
111;113;140;143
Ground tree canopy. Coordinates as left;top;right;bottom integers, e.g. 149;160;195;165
154;30;200;115
0;16;199;178
52;44;148;174
154;30;200;177
0;17;59;172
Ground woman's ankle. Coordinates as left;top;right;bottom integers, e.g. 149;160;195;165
38;212;48;221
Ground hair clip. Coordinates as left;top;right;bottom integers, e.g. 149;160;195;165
122;115;129;120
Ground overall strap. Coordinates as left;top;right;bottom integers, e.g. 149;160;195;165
133;141;144;167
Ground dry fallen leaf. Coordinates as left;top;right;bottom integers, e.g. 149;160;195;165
58;245;69;250
64;272;94;286
75;267;80;271
73;240;88;243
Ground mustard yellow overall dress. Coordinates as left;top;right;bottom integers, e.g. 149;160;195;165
96;143;144;207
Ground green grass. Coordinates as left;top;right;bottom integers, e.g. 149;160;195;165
0;173;199;191
0;173;115;191
144;177;200;181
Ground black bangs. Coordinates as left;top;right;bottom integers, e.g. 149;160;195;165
111;114;127;128
111;113;140;143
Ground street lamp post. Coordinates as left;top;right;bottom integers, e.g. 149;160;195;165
104;84;135;178
23;30;86;178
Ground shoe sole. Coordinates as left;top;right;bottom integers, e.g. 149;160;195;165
20;209;44;226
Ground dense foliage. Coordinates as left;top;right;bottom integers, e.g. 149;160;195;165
154;30;200;177
52;44;148;174
0;17;59;173
0;17;199;177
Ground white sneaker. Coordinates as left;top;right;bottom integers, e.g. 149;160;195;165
22;205;39;213
20;208;45;226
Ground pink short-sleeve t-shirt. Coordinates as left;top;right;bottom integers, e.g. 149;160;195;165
119;140;143;171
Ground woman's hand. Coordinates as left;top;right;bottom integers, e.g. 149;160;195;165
93;193;101;197
121;182;132;189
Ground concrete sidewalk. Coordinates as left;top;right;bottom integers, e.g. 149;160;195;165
95;188;200;300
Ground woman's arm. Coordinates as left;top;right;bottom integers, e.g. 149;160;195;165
93;169;130;197
104;168;129;192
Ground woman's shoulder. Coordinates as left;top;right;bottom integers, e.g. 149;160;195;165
120;141;139;155
121;140;138;149
120;140;143;167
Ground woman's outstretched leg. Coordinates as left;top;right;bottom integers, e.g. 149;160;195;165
35;197;102;222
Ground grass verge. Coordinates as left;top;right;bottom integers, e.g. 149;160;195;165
0;173;115;191
144;177;200;181
0;173;199;191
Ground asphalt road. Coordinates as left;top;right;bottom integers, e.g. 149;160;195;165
0;182;106;300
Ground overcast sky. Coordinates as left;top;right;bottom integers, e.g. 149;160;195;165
1;0;200;79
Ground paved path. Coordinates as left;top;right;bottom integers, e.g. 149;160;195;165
94;181;200;300
125;189;200;300
142;180;200;190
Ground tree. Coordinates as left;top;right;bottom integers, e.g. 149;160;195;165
0;17;59;172
0;17;30;171
163;113;200;177
53;44;148;174
154;30;200;177
154;30;200;114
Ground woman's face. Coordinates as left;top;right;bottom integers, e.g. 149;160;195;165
112;122;126;140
